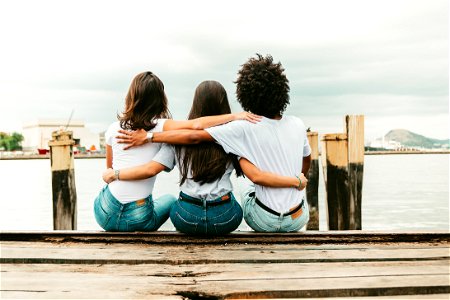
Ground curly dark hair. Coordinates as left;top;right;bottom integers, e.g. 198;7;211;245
235;54;290;118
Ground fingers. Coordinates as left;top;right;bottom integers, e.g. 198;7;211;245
245;112;262;123
118;130;131;135
116;135;130;140
102;169;113;183
116;135;133;146
296;173;308;191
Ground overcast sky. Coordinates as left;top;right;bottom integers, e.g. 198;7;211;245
0;0;448;141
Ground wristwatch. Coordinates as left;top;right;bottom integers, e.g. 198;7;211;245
146;132;153;143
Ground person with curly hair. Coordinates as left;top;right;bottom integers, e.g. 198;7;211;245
118;55;311;232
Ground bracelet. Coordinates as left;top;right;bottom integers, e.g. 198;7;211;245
295;175;302;188
114;169;120;181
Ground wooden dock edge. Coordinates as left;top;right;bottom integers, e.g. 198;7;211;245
216;286;450;299
1;230;449;245
2;231;449;299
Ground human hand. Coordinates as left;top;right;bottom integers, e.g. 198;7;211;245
102;168;116;184
116;129;148;150
234;112;262;124
296;173;308;191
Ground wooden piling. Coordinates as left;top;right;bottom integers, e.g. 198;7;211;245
306;132;319;230
345;115;364;230
48;130;77;230
321;115;364;230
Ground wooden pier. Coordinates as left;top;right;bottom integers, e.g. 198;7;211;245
1;231;449;299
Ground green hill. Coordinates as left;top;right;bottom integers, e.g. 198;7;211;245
385;129;449;149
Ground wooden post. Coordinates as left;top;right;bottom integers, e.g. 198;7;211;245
321;115;364;230
48;130;77;230
306;132;319;230
321;133;349;230
345;115;364;230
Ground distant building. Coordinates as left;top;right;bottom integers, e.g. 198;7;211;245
22;119;100;152
369;137;402;150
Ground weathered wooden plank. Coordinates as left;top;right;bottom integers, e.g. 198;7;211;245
1;262;449;299
1;231;449;244
2;232;448;298
1;242;449;265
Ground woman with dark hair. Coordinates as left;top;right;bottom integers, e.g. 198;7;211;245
103;80;305;235
95;73;258;232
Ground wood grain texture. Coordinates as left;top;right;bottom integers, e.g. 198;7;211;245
1;232;449;299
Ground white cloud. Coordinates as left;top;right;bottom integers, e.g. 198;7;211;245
0;0;447;139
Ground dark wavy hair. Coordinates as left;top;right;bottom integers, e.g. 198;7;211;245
235;54;290;118
119;71;171;131
176;81;243;185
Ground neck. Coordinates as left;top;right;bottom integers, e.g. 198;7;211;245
270;114;282;120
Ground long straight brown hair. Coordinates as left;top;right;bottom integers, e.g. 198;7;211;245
176;81;243;185
119;71;171;131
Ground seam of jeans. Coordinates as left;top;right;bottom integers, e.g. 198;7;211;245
176;201;204;219
206;202;238;220
175;211;200;227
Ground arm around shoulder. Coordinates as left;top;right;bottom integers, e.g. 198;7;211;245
239;158;306;189
152;129;215;144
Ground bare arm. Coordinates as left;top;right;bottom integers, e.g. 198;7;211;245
117;129;215;149
116;113;259;150
106;145;113;169
163;112;260;131
302;155;311;177
102;161;167;183
239;158;308;190
153;130;214;144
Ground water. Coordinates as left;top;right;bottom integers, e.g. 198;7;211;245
0;154;448;231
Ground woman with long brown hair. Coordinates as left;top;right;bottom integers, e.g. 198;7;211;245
95;73;258;232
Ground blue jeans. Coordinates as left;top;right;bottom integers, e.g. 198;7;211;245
170;192;243;236
242;186;309;232
94;185;176;231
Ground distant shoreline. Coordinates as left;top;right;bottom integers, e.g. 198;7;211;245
1;151;449;160
364;150;450;155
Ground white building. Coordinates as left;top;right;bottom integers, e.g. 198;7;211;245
22;119;100;152
369;137;402;150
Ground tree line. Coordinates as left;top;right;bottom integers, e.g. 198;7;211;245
0;132;24;151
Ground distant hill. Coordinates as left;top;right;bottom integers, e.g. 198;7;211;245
385;129;449;149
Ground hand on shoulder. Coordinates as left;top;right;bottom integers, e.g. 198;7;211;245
234;112;261;124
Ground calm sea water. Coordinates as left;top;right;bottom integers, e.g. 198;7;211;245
0;154;448;231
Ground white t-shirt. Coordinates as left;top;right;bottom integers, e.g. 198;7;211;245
205;115;311;213
105;120;167;204
153;144;234;200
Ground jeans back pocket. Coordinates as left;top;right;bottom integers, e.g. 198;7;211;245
94;197;112;230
